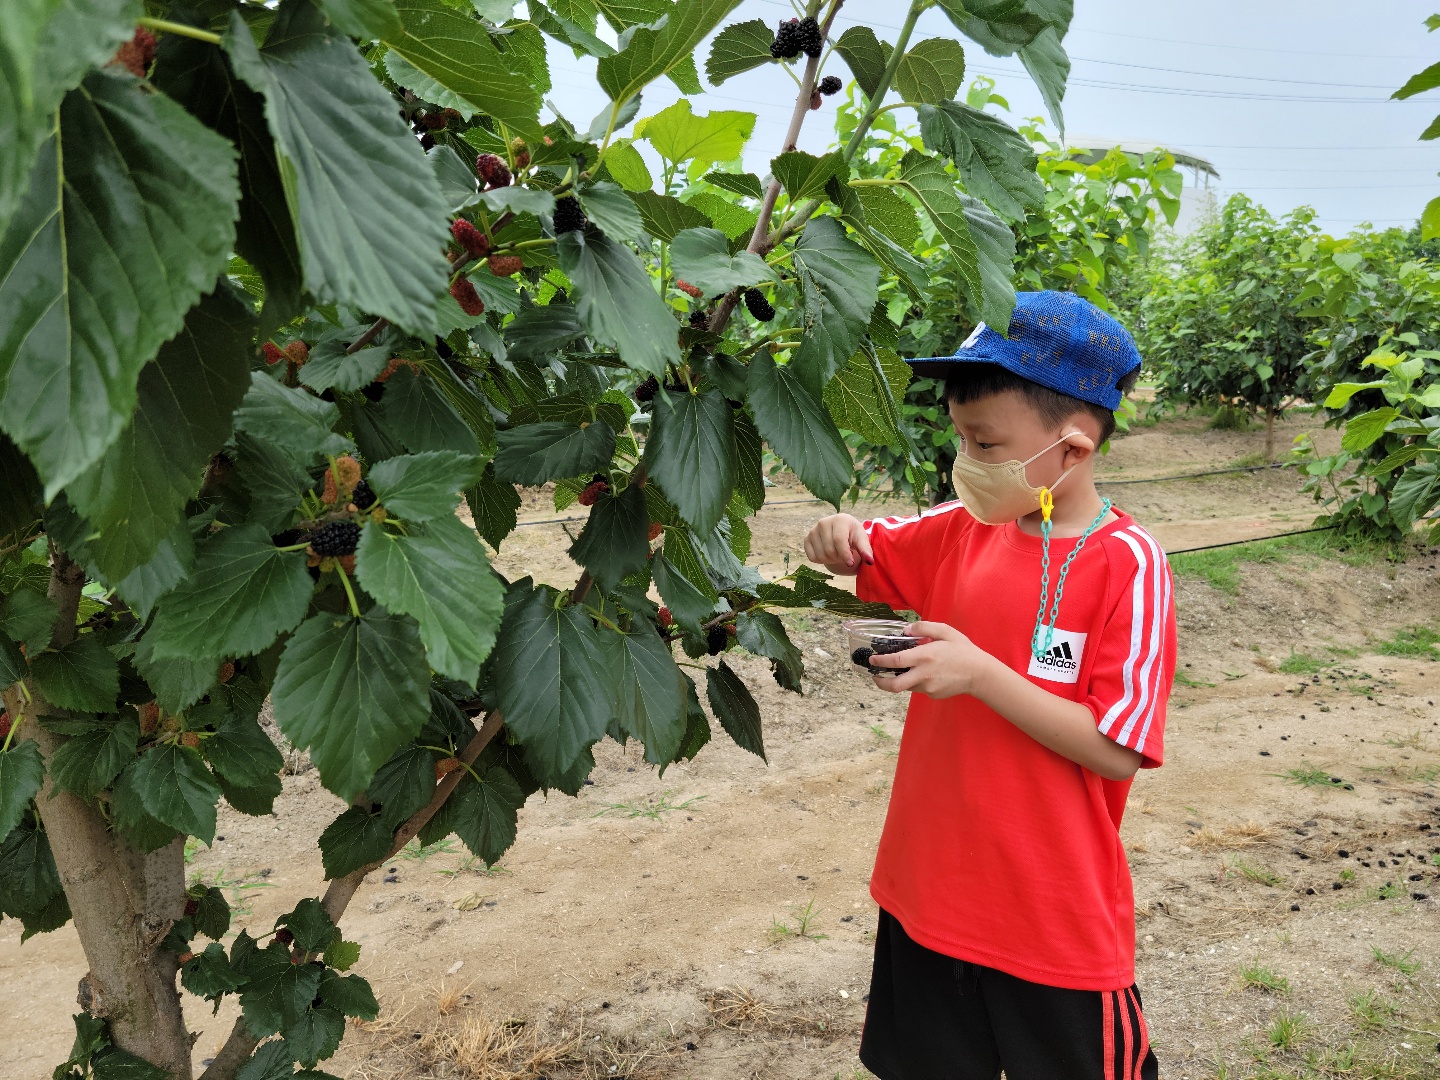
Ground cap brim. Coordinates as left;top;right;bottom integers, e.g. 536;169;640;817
903;350;1003;380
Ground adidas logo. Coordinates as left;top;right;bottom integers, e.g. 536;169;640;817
1034;640;1077;671
1027;627;1087;684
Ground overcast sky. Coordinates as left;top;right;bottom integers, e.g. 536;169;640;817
536;0;1440;235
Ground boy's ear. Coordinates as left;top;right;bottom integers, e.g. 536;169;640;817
1060;430;1097;453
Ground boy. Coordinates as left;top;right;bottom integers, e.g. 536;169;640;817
803;291;1175;1080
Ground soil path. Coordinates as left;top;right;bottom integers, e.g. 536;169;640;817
5;412;1439;1080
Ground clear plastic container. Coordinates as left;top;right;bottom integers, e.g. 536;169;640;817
842;619;921;678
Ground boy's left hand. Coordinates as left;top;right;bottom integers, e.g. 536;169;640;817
868;621;999;699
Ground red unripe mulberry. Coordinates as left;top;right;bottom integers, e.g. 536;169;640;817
262;342;285;365
111;27;157;78
0;713;10;742
451;219;489;259
648;522;663;541
676;279;703;299
450;278;486;316
218;661;235;684
283;341;309;366
181;732;201;749
476;153;511;189
435;757;463;779
657;607;674;628
577;477;609;506
138;702;160;735
488;254;523;277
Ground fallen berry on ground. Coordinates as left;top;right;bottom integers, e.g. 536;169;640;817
744;288;775;321
310;521;361;558
577;477;610;506
553;196;587;234
488;254;523;276
475;153;511;189
450;277;486;316
451;219;489;259
819;75;842;96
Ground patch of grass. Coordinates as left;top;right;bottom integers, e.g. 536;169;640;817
1174;668;1217;688
1228;857;1284;887
1366;881;1406;902
1371;946;1421;975
1239;960;1291;994
869;723;892;742
1266;1010;1312;1050
1278;651;1328;674
398;837;460;862
768;898;828;944
188;866;276;921
1171;538;1294;594
1377;625;1440;660
1340;868;1357;883
1348;989;1400;1028
1276;764;1355;790
593;790;706;820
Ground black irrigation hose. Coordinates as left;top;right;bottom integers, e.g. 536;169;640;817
1165;525;1339;556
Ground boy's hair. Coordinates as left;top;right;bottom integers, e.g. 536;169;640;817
942;362;1140;444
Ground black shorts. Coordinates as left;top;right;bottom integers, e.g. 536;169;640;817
859;909;1159;1080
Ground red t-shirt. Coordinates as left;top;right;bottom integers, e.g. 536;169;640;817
856;502;1176;991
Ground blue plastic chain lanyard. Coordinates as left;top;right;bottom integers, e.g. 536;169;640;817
1030;490;1113;662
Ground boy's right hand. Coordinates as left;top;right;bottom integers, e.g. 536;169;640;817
802;514;874;576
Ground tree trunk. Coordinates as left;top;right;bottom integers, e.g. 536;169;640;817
26;548;193;1075
1265;409;1277;464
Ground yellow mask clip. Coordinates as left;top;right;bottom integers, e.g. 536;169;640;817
1038;487;1054;523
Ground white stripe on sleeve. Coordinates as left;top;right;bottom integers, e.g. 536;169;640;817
1097;531;1151;738
862;499;966;533
1117;526;1169;753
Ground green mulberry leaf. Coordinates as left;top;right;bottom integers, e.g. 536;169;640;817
833;25;891;99
894;38;967;105
651;553;716;631
63;287;255;581
668;227;773;295
0;742;45;843
494;421;617;486
30;634;119;713
746;352;851;508
132;744;223;845
705;18;774;85
318;806;392;878
224;1;450;337
272;609;431;800
319;969;380;1019
465;465;521;549
365;450;480;522
206;713;286;792
239;943;324;1037
232;373;354;461
368;742;437;829
146;524;314;663
704;660;765;761
180;942;245;1003
790;216;881;395
448;762;525;866
354;514;503;685
567;482;651;593
605;622;686;764
492;584;611;785
49;718;139;802
596;0;742;102
644;387;735;535
559;231;682;379
735;609;803;692
0;67;240;497
918;101;1042;222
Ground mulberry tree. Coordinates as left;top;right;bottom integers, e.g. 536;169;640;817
0;0;1071;1073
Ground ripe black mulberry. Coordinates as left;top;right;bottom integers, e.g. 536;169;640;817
310;521;361;558
796;17;823;58
744;288;775;321
553;196;587;234
352;479;377;511
706;625;729;656
476;153;511;189
851;646;874;668
422;111;449;130
819;75;842;96
688;310;709;329
633;375;659;403
771;18;802;59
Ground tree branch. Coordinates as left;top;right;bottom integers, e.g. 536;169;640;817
198;711;506;1080
708;0;844;335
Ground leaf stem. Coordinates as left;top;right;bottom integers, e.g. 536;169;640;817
336;565;362;618
137;17;223;45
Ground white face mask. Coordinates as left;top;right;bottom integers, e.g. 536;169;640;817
949;433;1082;526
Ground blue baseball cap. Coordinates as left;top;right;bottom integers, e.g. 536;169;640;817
906;291;1142;411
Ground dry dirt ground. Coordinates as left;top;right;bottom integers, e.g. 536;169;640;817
4;411;1440;1080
